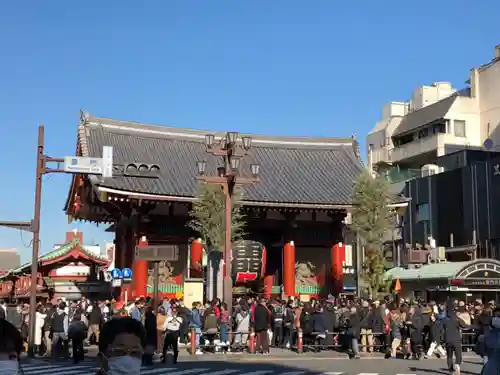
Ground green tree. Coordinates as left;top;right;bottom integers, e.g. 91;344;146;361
352;170;394;298
188;183;246;251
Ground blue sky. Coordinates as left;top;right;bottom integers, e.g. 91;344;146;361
0;1;497;263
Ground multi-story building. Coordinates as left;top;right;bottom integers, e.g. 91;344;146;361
367;45;500;180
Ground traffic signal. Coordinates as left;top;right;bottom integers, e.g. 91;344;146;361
123;163;160;178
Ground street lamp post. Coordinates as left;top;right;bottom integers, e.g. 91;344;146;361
196;132;260;316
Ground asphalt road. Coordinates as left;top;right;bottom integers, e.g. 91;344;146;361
21;356;483;375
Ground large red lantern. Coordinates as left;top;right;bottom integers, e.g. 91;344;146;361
232;241;265;284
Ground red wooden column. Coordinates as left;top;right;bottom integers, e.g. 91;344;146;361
190;238;203;270
264;275;273;299
133;236;149;299
331;242;345;295
262;246;272;298
283;241;296;297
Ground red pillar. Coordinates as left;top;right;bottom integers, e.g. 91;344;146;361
283;241;296;297
332;242;345;295
190;239;203;271
264;274;273;299
133;236;149;299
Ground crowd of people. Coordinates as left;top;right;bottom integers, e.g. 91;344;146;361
0;294;499;375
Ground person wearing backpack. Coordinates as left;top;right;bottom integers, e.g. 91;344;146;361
68;312;87;363
42;303;54;356
203;306;219;352
51;302;69;359
272;302;285;347
283;302;295;349
300;304;314;348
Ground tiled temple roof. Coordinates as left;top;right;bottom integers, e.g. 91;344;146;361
75;114;364;208
7;238;107;275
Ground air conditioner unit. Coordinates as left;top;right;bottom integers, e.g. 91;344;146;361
421;164;443;177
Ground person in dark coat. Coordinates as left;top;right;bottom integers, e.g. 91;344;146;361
68;312;87;364
142;305;157;366
300;304;314;348
176;300;190;344
87;301;103;345
346;306;361;359
42;303;55;356
407;306;425;360
425;312;446;358
7;305;22;331
442;302;469;374
323;303;335;347
253;298;271;354
311;304;327;352
476;305;492;335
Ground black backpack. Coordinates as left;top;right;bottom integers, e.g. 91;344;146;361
284;308;294;327
301;312;313;333
274;306;284;321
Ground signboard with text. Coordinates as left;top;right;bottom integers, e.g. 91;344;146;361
465;278;500;287
135;245;180;261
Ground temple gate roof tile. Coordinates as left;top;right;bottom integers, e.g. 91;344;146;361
74;114;365;207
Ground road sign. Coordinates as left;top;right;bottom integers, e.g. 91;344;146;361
135;245;180;261
103;271;112;282
64;156;103;174
111;269;123;279
484;138;494;150
122;268;132;280
63;146;113;176
112;279;122;287
102;146;113;178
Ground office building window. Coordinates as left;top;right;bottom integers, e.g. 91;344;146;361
454;120;466;137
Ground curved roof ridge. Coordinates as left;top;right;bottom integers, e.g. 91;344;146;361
71;112;364;207
85;114;355;147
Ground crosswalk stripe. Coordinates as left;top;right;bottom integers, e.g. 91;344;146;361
20;362;181;375
22;365;92;374
140;368;180;375
22;365;69;371
358;374;379;375
279;372;307;375
21;362;91;370
198;371;241;375
238;372;274;375
161;369;210;375
318;373;344;375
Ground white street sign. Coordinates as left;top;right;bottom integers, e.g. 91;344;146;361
112;279;123;287
103;271;112;282
63;146;113;177
102;146;113;178
64;156;103;174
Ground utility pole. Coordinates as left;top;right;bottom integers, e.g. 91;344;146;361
28;125;44;358
0;124;113;357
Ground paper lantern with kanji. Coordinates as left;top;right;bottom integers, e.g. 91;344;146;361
232;240;265;284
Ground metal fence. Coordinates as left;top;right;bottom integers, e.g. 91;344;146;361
187;328;479;355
